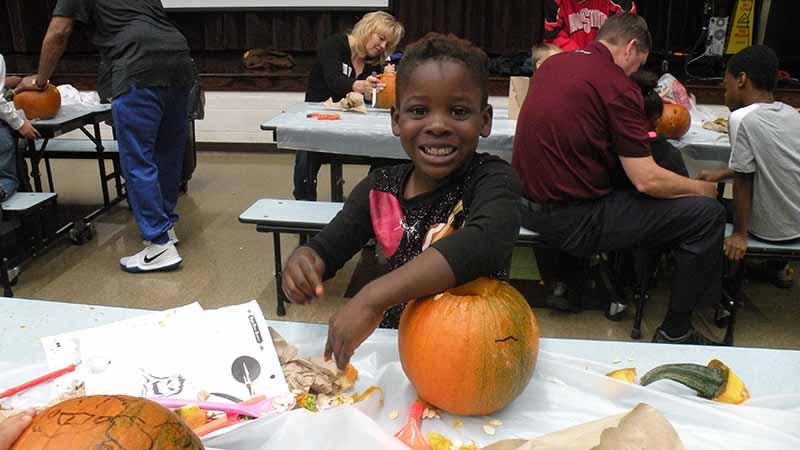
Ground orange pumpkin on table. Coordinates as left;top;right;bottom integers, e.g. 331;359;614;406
13;84;61;120
375;71;396;109
10;395;204;450
656;103;691;139
398;278;540;416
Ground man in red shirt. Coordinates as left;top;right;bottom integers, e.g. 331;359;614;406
513;14;725;345
544;0;636;52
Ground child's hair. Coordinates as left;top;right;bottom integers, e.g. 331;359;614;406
532;43;562;69
350;11;405;65
726;45;779;92
396;32;489;107
630;70;663;124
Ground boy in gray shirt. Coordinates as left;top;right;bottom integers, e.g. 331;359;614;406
699;45;800;287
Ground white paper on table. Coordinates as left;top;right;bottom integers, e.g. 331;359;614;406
78;300;289;401
41;302;204;396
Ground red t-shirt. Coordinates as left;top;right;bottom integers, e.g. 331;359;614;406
544;0;637;52
511;41;651;203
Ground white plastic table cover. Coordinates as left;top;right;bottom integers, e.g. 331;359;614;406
2;297;799;450
671;104;732;163
261;102;517;161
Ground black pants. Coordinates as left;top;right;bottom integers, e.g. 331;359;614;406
520;190;726;314
293;151;329;201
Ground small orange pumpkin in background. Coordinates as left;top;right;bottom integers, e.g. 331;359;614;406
11;395;204;450
656;103;691;139
13;84;61;120
398;278;540;416
375;71;396;109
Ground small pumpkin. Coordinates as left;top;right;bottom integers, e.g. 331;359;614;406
10;395;204;450
656;103;691;139
13;84;61;120
398;278;540;416
375;71;396;109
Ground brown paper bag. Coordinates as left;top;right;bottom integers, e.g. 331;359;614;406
508;76;530;120
482;404;684;450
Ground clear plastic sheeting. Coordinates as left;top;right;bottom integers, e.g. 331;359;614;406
261;102;517;162
205;328;800;450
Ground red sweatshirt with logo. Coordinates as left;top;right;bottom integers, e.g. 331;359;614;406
544;0;637;52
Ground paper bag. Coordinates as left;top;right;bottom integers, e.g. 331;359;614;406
508;76;530;120
483;404;684;450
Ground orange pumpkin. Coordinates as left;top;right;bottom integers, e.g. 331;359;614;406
656;103;691;139
11;395;204;450
398;278;540;416
13;84;61;120
375;71;396;109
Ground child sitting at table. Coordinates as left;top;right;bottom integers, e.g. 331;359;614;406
282;33;522;368
0;53;39;201
697;45;800;288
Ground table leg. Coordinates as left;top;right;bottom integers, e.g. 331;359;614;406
330;159;344;202
27;139;42;192
92;123;111;206
0;257;13;298
273;232;287;317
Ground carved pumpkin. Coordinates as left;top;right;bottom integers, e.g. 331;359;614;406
10;395;204;450
375;71;396;109
398;278;540;416
13;84;61;120
656;103;691;139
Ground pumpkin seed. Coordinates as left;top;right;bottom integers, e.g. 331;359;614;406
452;419;464;428
488;419;503;427
389;410;399;420
612;358;622;364
434;293;444;300
482;424;496;435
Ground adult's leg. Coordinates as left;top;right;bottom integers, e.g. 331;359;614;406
154;86;189;227
293;151;325;201
113;85;172;242
595;190;725;338
0;125;18;198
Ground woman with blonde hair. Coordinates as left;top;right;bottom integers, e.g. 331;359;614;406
297;11;404;200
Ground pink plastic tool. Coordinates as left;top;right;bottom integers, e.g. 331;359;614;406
150;396;277;418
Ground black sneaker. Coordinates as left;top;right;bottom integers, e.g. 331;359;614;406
651;327;721;346
545;281;571;311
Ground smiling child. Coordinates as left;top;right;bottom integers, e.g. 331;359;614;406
281;33;522;368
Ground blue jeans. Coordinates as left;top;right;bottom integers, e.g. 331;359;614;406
113;85;189;242
0;123;18;198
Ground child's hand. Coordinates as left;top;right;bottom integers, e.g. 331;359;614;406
4;76;22;89
324;295;384;370
282;246;325;304
17;120;41;140
0;409;35;450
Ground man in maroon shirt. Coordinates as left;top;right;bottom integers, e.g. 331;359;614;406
513;14;725;345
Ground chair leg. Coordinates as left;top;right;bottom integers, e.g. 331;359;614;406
273;232;287;317
722;262;746;346
630;249;652;340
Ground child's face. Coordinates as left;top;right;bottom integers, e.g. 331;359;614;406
391;59;492;184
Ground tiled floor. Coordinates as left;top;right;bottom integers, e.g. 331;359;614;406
11;152;800;350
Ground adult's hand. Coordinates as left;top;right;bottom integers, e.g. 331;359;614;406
697;180;719;199
17;120;41;140
282;246;325;304
352;75;384;95
14;75;47;94
0;410;35;450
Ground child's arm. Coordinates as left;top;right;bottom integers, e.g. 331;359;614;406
725;172;754;262
325;247;456;369
281;177;374;303
324;158;522;369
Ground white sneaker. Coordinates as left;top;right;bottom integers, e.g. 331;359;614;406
168;227;180;246
119;241;182;273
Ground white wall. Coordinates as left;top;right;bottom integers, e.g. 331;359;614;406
57;92;509;144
